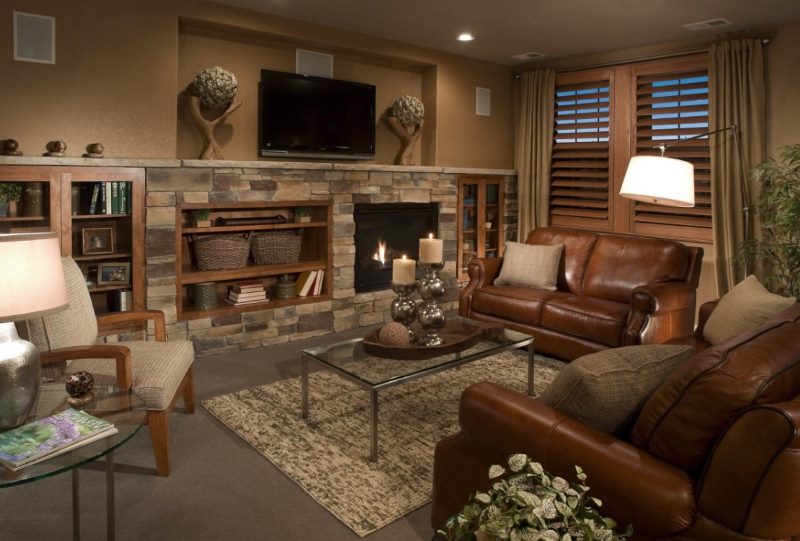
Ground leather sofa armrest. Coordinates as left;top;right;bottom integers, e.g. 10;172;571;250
457;381;695;535
693;300;719;339
458;257;503;317
624;282;697;345
698;400;800;539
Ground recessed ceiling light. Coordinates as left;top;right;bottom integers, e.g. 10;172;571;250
457;33;474;42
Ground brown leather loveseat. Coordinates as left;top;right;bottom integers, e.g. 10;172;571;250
431;302;800;540
460;226;704;360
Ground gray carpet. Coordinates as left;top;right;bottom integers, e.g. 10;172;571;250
0;327;563;541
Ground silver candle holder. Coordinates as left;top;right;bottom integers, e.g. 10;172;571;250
417;261;446;347
390;282;418;343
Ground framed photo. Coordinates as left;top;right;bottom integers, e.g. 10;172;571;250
97;262;130;286
82;227;114;255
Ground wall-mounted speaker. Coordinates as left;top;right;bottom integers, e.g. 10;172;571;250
296;49;333;79
476;87;491;117
13;11;55;64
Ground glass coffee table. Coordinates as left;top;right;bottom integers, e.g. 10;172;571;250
301;317;534;462
0;383;146;540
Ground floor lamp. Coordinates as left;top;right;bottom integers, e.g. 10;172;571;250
619;124;750;276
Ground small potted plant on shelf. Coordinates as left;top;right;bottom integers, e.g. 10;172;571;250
441;453;631;541
0;183;23;217
191;209;212;228
294;206;312;223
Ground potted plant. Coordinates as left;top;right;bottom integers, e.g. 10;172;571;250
0;183;23;217
740;144;800;297
191;209;212;228
294;206;312;223
441;454;631;541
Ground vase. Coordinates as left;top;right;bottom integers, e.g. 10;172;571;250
193;282;218;311
22;182;44;217
0;322;40;430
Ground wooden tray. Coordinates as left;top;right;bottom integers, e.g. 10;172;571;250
362;319;503;360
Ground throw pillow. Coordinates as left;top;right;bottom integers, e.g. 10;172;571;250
493;242;563;290
703;275;796;345
538;344;694;434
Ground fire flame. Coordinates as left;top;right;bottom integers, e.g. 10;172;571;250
373;240;387;264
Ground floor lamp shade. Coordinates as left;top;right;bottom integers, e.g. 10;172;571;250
0;232;68;430
620;155;695;207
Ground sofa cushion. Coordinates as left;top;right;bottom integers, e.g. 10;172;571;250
526;227;597;295
493;242;563;290
541;295;630;347
582;235;690;304
703;275;796;345
472;286;561;326
540;344;694;434
631;303;800;474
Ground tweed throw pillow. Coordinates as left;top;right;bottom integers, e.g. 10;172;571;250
539;344;694;434
703;275;796;345
494;242;563;290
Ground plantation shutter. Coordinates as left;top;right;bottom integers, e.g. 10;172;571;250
632;57;712;242
549;70;612;230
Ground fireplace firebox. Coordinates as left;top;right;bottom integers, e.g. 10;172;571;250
354;203;438;293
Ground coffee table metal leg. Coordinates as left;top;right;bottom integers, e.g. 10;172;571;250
369;389;378;463
72;468;80;541
527;343;536;396
301;354;309;419
107;453;115;541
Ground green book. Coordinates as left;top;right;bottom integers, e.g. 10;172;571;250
119;182;128;215
111;182;120;214
0;408;117;471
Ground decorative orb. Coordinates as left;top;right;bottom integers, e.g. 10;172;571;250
87;142;104;155
65;371;95;398
47;140;67;153
378;322;411;347
4;139;19;151
391;95;425;128
192;66;238;109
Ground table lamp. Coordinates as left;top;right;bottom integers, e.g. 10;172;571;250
0;232;68;429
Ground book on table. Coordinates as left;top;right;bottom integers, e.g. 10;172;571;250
313;269;324;296
295;270;317;297
229;281;265;294
0;408;118;471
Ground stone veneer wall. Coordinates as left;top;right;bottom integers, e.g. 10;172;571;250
142;161;517;357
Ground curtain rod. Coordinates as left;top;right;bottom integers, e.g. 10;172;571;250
514;37;771;77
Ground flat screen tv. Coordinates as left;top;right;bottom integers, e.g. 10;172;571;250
259;70;376;160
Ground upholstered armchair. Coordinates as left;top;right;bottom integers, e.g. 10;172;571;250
20;257;194;476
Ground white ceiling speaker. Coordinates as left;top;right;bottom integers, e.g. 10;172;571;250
13;11;55;64
683;18;733;31
476;87;491;117
296;49;333;79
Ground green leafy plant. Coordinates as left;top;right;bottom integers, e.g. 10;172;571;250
191;209;211;221
441;454;631;541
740;144;800;297
294;206;311;217
0;183;23;202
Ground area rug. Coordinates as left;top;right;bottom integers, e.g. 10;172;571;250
202;350;564;537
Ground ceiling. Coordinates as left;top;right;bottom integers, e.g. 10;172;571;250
211;0;800;65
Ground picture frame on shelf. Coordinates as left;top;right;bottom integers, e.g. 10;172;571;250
97;262;130;286
82;226;114;255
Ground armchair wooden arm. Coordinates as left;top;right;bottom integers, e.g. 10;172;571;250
96;310;166;341
40;344;132;390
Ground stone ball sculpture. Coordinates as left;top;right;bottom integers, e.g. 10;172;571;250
378;321;411;347
191;66;239;109
391;95;425;128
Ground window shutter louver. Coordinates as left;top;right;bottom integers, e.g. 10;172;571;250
549;77;612;230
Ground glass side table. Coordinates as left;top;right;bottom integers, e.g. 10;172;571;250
0;384;147;541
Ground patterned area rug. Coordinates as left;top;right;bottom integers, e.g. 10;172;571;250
202;349;564;537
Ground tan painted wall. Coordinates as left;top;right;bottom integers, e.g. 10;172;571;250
0;0;514;167
766;20;800;153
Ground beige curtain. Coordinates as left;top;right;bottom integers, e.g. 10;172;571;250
514;69;556;240
709;38;766;295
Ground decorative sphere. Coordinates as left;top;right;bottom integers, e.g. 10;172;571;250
47;140;67;153
87;142;104;155
65;371;95;398
4;139;19;151
378;322;411;346
391;95;425;128
192;66;238;109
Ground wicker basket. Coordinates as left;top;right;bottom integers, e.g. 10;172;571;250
251;230;302;265
192;234;250;270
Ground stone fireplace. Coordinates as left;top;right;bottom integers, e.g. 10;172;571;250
353;203;438;293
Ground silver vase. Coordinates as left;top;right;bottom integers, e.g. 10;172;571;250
390;282;418;343
0;322;40;430
417;261;446;347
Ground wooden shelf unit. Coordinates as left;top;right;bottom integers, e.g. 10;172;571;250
176;200;333;320
457;175;505;281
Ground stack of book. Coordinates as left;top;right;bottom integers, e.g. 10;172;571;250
226;281;268;306
86;182;132;215
295;269;325;297
0;408;118;471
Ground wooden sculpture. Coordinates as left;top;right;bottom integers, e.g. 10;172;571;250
385;115;424;166
187;95;242;160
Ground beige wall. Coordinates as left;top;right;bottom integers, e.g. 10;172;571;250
766;20;800;153
0;0;514;167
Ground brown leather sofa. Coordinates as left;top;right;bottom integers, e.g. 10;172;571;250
431;301;800;540
459;226;704;360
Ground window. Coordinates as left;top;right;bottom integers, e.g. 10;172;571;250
549;54;711;242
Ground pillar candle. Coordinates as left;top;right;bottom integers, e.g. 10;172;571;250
392;255;416;284
419;233;443;263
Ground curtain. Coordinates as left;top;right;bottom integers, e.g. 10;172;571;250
514;69;555;241
709;38;766;295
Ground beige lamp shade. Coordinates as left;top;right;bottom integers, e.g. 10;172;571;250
620;155;695;207
0;232;68;323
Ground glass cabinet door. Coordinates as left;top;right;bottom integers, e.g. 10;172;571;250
484;181;500;259
0;175;57;234
460;181;478;275
458;176;504;281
